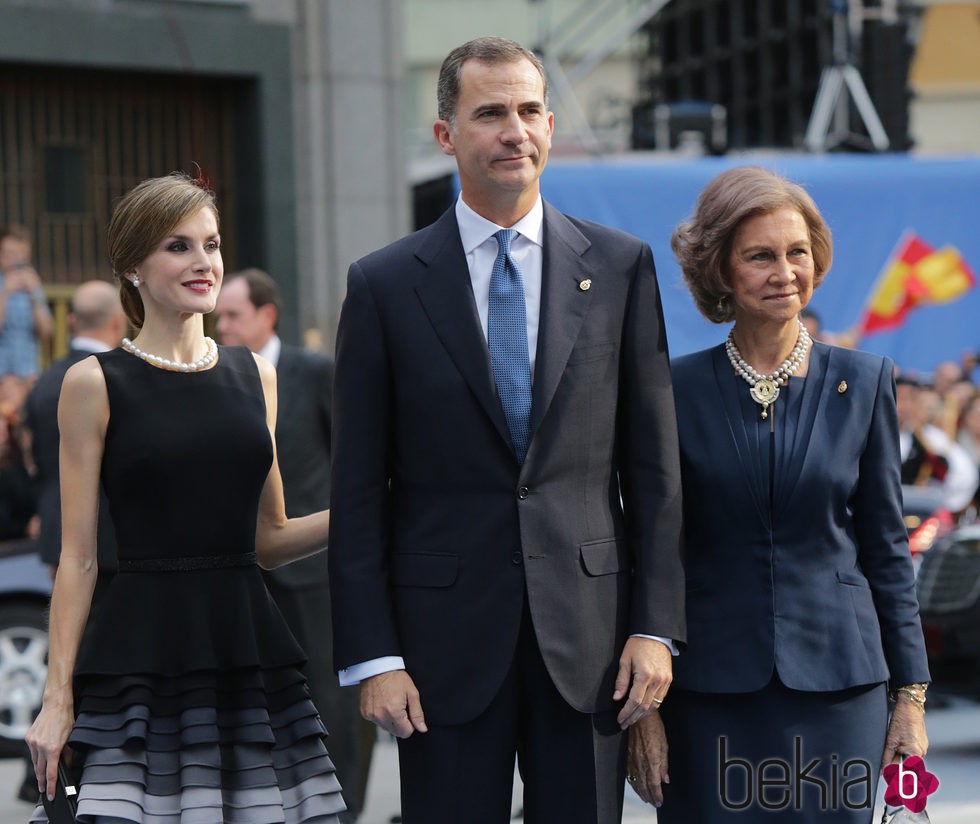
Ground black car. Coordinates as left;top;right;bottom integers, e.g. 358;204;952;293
916;524;980;689
0;538;51;756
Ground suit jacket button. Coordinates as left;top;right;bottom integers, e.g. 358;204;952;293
518;486;529;500
512;551;523;565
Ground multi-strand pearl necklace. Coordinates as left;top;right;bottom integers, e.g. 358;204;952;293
121;336;218;372
725;318;810;423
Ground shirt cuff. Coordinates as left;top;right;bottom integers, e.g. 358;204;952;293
630;634;679;656
337;656;406;686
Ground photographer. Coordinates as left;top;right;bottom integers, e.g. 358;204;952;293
0;225;53;392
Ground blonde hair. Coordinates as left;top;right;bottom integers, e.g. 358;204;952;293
671;166;832;324
107;173;218;328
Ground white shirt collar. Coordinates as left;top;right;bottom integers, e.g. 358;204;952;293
258;334;282;367
72;336;113;354
455;195;544;254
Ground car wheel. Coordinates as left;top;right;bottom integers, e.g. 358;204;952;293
0;602;48;757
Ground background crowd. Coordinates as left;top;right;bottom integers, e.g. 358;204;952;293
801;308;980;521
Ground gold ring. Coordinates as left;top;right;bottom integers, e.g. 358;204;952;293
652;697;663;706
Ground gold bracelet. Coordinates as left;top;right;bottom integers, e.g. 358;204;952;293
894;683;928;710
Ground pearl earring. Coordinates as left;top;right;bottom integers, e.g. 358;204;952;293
132;275;141;288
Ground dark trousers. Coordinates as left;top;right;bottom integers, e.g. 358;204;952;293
397;605;627;824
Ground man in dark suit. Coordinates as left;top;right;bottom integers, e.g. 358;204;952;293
214;268;372;821
329;37;684;823
25;279;124;585
19;279;124;802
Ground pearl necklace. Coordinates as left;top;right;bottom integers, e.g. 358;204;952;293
122;336;218;372
725;318;810;422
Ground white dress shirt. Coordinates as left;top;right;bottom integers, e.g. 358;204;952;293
258;334;282;368
72;336;113;354
456;194;544;373
901;424;980;512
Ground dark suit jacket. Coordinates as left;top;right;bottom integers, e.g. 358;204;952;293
261;344;375;813
268;344;333;587
670;342;929;693
329;201;685;726
25;346;117;571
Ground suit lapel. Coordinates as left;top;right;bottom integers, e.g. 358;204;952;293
774;341;831;514
529;203;592;438
413;209;512;448
712;345;770;528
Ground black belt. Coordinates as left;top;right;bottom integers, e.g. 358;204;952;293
117;552;257;572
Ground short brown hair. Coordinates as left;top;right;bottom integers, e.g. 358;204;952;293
671;166;833;324
107;173;218;328
437;37;548;124
0;224;31;246
225;267;281;328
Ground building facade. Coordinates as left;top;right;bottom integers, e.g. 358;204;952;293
1;0;976;357
0;0;405;354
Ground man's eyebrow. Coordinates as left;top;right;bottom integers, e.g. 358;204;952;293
471;103;504;116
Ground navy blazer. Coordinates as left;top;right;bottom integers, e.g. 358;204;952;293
329;201;685;724
671;341;929;693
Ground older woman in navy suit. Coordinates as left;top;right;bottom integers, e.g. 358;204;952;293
628;166;930;821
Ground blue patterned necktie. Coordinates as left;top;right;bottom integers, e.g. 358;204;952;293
488;229;532;463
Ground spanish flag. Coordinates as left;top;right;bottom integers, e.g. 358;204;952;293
858;232;976;336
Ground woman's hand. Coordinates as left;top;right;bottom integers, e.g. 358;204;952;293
25;699;75;800
627;710;669;807
881;695;929;770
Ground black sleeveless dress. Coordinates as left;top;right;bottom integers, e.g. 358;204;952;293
31;345;345;823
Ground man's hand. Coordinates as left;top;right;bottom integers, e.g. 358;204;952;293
360;670;428;739
614;637;672;729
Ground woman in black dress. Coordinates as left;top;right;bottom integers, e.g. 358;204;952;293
627;166;930;822
26;173;346;822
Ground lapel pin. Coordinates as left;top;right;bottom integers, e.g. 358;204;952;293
578;279;591;292
838;380;848;394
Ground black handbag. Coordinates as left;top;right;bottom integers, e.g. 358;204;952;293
40;757;80;824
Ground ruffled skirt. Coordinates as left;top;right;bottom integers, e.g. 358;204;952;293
29;666;346;824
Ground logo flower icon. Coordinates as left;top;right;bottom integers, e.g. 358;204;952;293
883;756;939;813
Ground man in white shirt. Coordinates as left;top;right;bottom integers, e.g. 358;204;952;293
215;269;371;821
329;37;683;822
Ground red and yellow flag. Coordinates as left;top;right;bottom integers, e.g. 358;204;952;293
858;232;976;336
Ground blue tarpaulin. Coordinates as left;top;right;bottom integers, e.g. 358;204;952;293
535;153;980;377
